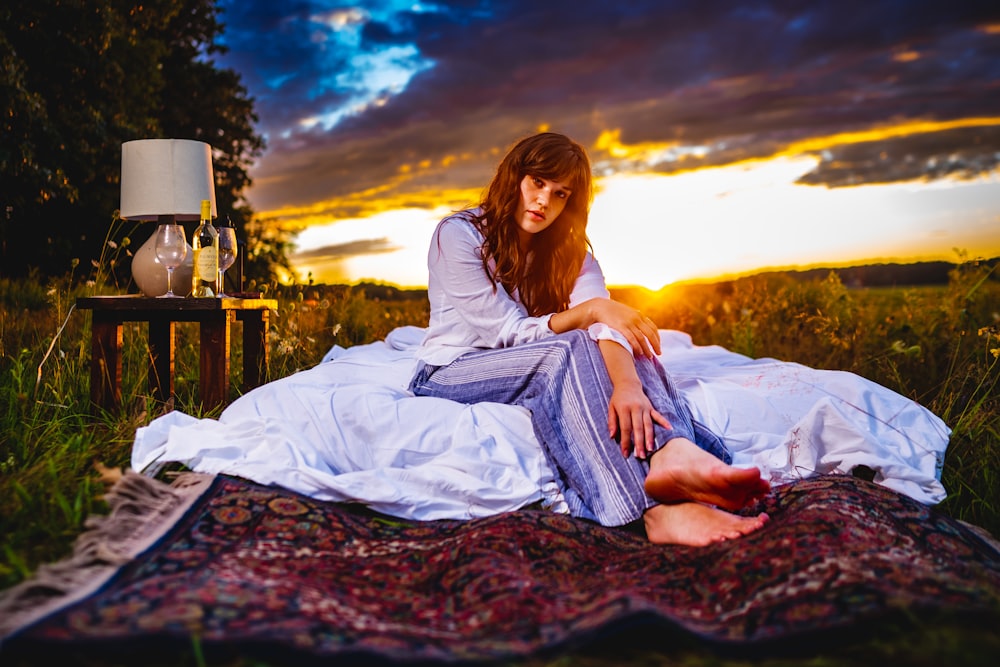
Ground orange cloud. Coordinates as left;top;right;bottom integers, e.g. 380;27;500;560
258;186;481;232
594;129;677;160
777;117;1000;156
260;117;1000;240
594;117;1000;176
892;50;921;63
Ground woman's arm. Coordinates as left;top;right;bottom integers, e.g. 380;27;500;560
553;252;661;357
550;298;661;358
599;339;671;460
429;215;556;348
430;213;659;356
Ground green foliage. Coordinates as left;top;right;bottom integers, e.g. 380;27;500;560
0;273;430;591
615;259;1000;534
263;282;427;378
0;262;998;665
1;273;49;312
0;0;268;283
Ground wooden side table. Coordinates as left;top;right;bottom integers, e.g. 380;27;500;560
77;295;278;413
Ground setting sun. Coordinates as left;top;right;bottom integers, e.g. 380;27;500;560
290;153;1000;290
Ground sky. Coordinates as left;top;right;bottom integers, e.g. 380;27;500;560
214;0;1000;289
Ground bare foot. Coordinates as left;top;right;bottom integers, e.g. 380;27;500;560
644;437;770;511
644;502;770;546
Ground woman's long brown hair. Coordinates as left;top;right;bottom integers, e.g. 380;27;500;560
473;132;594;316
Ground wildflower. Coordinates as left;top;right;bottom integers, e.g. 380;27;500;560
972;327;999;359
886;339;922;356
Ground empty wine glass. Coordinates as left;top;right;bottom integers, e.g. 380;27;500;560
216;226;238;297
153;223;187;298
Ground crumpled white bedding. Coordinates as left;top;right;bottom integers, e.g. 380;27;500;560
132;326;951;521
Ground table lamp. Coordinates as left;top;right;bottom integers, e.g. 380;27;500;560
120;139;217;296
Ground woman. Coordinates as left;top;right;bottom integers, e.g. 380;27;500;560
408;132;770;546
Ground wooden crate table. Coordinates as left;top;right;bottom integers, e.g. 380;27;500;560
77;295;277;413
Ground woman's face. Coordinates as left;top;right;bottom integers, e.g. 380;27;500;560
514;174;572;250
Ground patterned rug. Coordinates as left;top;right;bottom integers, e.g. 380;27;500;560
1;472;999;664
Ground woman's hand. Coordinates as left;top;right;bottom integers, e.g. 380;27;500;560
588;298;661;358
549;298;660;357
598;339;672;459
608;379;672;460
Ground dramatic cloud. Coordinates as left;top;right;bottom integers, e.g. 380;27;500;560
214;1;1000;283
292;237;399;261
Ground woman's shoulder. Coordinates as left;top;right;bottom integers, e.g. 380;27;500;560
439;207;481;226
435;208;483;240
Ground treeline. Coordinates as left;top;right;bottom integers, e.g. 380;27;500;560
753;259;997;288
326;259;999;304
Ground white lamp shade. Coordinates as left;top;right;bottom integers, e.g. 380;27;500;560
120;139;217;221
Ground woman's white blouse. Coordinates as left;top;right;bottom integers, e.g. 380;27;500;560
416;209;630;366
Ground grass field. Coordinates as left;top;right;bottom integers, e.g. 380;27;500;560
1;258;998;665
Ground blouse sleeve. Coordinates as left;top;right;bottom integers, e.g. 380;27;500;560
568;251;611;305
569;251;635;354
428;215;554;349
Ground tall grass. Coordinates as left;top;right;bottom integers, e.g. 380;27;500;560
1;255;998;599
0;269;428;589
618;259;1000;532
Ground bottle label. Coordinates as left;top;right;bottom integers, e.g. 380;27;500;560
195;246;218;276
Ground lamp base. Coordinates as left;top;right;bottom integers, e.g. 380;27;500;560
132;231;194;297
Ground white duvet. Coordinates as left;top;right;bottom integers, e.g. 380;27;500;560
132;326;951;521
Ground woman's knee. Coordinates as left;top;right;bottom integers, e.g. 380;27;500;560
544;329;598;367
551;328;592;352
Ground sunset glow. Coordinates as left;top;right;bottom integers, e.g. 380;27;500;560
214;1;1000;289
289;149;1000;289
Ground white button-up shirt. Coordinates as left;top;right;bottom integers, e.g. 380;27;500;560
416;209;631;366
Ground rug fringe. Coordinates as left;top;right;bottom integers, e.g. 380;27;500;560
0;470;215;642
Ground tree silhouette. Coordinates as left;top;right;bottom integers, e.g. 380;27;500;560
0;0;287;285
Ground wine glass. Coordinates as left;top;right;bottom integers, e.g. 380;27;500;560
153;223;188;297
216;226;238;297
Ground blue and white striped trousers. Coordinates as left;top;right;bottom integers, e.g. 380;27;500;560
408;329;730;526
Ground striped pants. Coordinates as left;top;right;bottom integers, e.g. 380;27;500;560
408;329;730;526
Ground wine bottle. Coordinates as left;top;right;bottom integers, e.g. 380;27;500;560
191;199;218;297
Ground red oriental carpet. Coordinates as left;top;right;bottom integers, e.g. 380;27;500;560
1;472;998;664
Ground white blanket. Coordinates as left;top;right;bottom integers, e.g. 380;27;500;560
132;326;950;520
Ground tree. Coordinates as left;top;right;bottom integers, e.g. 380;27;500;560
0;0;278;284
